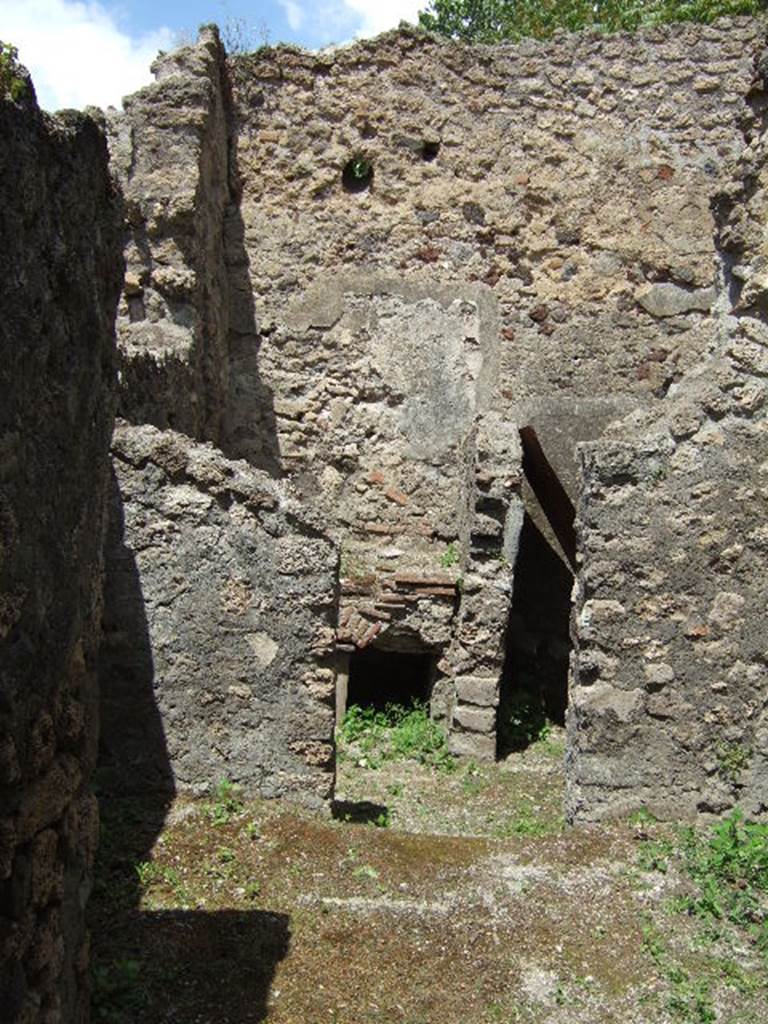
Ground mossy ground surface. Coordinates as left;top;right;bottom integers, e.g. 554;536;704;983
90;730;766;1024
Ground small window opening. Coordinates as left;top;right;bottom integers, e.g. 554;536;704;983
342;156;374;193
347;647;435;712
421;140;440;161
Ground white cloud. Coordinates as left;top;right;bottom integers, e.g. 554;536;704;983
342;0;423;36
279;0;306;32
0;0;173;111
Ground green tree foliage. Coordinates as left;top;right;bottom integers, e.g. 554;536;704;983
418;0;768;43
0;41;26;101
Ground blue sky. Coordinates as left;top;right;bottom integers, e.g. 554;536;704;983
0;0;424;110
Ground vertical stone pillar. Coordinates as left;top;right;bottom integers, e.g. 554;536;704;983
447;415;523;760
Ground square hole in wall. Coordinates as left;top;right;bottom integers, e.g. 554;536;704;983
347;647;436;711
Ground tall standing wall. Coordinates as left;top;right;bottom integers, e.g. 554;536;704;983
0;85;122;1022
568;49;768;821
106;18;768;819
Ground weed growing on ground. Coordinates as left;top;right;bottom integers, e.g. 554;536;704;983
353;863;380;881
531;727;564;758
338;701;456;772
499;692;554;752
206;778;244;825
674;810;768;950
91;957;145;1023
462;759;490;796
642;922;716;1023
491;800;562;839
637;810;768;1020
243;819;260;840
373;808;391;828
135;860;192;907
244;879;261;901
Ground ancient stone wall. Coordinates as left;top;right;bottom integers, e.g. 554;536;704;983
226;18;761;490
100;423;338;805
0;86;122;1023
107;27;234;447
106;17;768;814
568;51;768;822
102;30;340;802
220;17;765;772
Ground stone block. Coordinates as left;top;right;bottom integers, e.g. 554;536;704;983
454;676;498;707
448;731;496;761
636;282;716;317
16;757;82;844
30;830;63;909
453;704;497;734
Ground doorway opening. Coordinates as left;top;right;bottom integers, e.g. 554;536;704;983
497;426;576;755
346;647;436;712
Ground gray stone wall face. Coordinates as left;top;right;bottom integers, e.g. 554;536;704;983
101;424;338;805
568;52;768;822
226;19;761;491
0;90;122;1023
107;27;234;446
221;18;765;776
105;18;768;814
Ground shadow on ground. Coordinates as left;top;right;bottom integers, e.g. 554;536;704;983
331;799;391;825
93;475;290;1022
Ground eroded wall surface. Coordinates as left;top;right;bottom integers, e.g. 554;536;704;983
568;58;768;822
106;27;234;447
0;90;122;1022
102;30;340;802
101;424;338;804
226;19;762;491
108;17;768;813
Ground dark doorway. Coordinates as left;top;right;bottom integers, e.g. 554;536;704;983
497;426;576;755
347;647;435;711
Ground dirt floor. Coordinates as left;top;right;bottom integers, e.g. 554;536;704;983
89;729;766;1024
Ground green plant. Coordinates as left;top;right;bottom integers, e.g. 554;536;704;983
418;0;768;44
134;860;191;906
440;541;460;568
638;808;768;997
636;836;675;873
493;800;562;838
716;742;752;784
353;863;380;881
676;810;768;942
349;156;372;181
0;41;25;101
339;701;454;770
641;923;716;1023
91;957;145;1022
244;879;261;900
207;778;244;825
339;701;456;772
461;759;490;796
499;691;551;751
342;154;374;192
630;806;660;826
134;860;157;888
